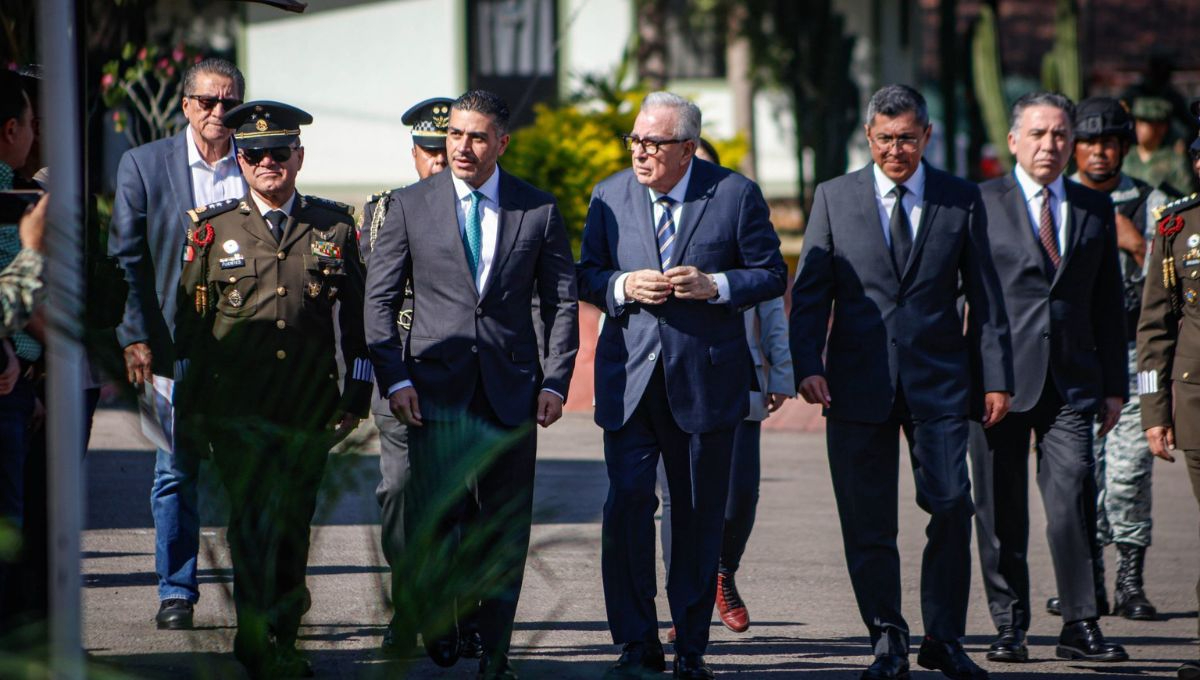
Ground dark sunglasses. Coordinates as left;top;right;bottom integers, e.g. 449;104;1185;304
186;94;242;111
239;146;296;164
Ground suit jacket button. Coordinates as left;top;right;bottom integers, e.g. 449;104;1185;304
277;286;287;297
276;319;286;329
277;252;286;260
659;317;667;325
1042;331;1050;339
648;352;656;361
276;349;286;360
476;307;483;316
471;345;478;353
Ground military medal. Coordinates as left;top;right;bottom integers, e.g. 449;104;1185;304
311;240;342;259
1187;289;1198;305
227;288;244;308
191;222;215;314
306;280;323;298
1189;234;1200;248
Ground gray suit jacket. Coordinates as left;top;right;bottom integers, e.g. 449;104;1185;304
109;130;244;377
744;297;794;421
364;169;579;427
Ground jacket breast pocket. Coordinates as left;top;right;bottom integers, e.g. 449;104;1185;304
1171;355;1200;384
214;259;258;318
305;254;345;304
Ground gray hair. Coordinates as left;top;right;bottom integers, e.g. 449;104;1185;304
182;57;245;99
641;91;701;140
1010;91;1075;137
866;84;929;127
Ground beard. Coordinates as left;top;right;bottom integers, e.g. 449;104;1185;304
1083;166;1121;185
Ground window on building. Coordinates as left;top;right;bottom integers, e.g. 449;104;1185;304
468;0;558;128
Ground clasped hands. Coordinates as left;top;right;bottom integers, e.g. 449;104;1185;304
624;266;717;305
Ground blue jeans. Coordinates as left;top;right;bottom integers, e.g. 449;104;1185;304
147;386;200;603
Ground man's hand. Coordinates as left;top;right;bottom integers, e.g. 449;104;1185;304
1114;212;1145;268
328;411;361;445
766;392;789;413
0;341;17;396
18;193;48;254
624;269;672;305
388;386;422;427
664;265;717;300
1096;396;1124;438
123;342;153;387
982;391;1011;428
1145;425;1176;462
798;375;831;408
537;391;564;428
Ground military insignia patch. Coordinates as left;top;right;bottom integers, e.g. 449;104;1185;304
182;244;195;262
1187;289;1198;305
312;240;342;259
227;289;244;308
306;280;323;298
223;239;240;254
1189;234;1200;248
219;255;246;269
398;309;413;331
255;118;269;132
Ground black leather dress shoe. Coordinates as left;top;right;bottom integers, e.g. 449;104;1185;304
917;638;988;679
1056;619;1128;662
1046;597;1061;616
674;653;714;679
424;628;461;668
862;654;910;680
985;626;1028;662
478;654;519;680
155;599;194;630
604;640;666;679
1178;660;1200;679
460;628;485;659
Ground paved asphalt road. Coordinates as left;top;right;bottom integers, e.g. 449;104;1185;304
82;407;1199;679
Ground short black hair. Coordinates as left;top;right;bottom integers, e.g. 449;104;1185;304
0;70;30;127
452;90;511;136
867;84;929;128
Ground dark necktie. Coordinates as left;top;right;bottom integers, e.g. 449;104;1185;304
1038;186;1061;270
656;195;677;271
265;209;287;242
888;185;912;274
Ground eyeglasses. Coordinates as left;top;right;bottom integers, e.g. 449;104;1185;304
621;134;685;156
239;146;297;165
870;134;922;151
186;94;243;111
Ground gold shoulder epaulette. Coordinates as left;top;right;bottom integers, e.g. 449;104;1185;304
186;198;241;224
1153;192;1199;221
304;195;355;217
365;189;392;206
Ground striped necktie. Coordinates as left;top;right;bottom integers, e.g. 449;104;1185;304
1038;186;1061;270
656;195;677;270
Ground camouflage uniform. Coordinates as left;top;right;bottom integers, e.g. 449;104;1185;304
1137;191;1200;648
0;249;42;335
1123;145;1197;197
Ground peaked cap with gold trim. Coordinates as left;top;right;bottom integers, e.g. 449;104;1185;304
222;100;313;149
402;97;454;150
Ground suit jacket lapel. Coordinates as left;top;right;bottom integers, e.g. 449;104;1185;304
425;172;479;298
280;194;314;252
1000;174;1054;280
901;165;940;283
1051;184;1087;288
673;160;716;263
481;170;524;300
167;132;195;237
241;197;279;247
854;164;898;281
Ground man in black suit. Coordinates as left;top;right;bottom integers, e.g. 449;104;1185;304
790;84;1013;680
971;91;1129;664
364;90;578;680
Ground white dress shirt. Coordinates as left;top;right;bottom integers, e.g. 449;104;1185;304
613;160;730;305
186;125;244;208
1014;164;1070;257
451;169;501;293
872;162;926;247
249;191;296;220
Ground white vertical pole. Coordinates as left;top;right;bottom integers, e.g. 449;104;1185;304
37;0;86;677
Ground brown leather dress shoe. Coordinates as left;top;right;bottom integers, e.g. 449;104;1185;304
716;572;749;633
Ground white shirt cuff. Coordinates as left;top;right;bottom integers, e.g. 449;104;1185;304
707;272;730;304
613;272;631;306
541;387;565;401
387;380;413;397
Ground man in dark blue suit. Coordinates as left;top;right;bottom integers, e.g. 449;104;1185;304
790;85;1013;680
970;92;1129;665
578;91;787;679
109;58;245;630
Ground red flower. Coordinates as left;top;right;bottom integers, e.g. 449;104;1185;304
137;47;148;61
100;73;115;90
1159;214;1186;238
173;46;185;62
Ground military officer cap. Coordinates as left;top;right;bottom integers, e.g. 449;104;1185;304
1131;96;1172;122
1075;97;1134;142
402;97;454;150
222;100;313;149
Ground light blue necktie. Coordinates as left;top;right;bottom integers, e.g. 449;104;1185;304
463;190;483;279
656;195;676;270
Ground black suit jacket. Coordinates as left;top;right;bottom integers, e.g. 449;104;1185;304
790;163;1013;424
364;169;579;427
980;173;1127;413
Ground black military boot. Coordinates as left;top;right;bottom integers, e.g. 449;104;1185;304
1113;543;1157;620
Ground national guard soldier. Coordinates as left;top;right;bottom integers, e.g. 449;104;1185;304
1137;180;1200;680
174;100;371;678
1124;96;1197;197
1042;97;1168;622
358;97;476;661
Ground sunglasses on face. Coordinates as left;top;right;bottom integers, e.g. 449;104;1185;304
239;146;296;165
186;94;242;111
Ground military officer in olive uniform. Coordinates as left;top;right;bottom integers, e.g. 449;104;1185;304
175;100;371;678
358;97;466;659
1136;184;1200;680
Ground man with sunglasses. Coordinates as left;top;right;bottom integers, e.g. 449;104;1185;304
109;57;245;632
174;100;371;678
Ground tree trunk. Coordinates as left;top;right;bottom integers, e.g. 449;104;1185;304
636;0;668;91
726;2;756;178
